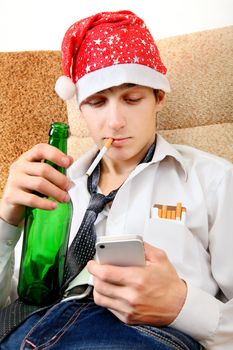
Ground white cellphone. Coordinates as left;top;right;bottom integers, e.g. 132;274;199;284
95;234;145;266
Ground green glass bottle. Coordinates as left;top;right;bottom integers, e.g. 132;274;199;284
18;122;72;306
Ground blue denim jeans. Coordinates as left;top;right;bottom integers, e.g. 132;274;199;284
0;300;201;350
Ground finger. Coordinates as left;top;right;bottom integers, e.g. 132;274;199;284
108;309;130;324
94;277;125;299
88;261;126;285
20;174;70;204
144;241;167;264
87;261;143;286
109;308;143;325
20;143;73;168
93;287;128;313
93;289;134;324
9;164;70;204
93;278;142;320
10;189;58;210
22;162;72;192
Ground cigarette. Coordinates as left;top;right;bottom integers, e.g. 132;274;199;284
162;205;167;218
86;138;113;176
158;207;162;218
171;210;176;220
176;202;182;220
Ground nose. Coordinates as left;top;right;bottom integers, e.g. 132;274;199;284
107;102;126;131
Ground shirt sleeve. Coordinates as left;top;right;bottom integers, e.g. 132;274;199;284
0;218;21;307
171;167;233;349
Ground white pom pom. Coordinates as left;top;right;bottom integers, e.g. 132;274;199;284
55;75;76;100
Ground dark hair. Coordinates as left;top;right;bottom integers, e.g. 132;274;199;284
154;89;160;101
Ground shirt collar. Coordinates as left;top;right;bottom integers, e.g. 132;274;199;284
67;145;98;181
152;134;188;181
68;134;188;182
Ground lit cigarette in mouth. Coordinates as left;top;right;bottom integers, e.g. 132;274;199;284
86;138;113;176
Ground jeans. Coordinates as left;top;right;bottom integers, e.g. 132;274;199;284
0;300;201;350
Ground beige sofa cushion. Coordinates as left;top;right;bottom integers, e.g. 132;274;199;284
160;123;233;160
157;26;233;130
0;51;67;196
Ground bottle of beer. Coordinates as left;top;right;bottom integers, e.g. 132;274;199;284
18;122;72;306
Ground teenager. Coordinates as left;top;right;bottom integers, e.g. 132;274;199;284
0;10;232;350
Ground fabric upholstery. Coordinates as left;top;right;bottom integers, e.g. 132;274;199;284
0;51;67;196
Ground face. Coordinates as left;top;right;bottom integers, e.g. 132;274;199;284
80;84;165;167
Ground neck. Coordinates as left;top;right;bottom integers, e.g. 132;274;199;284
98;137;155;195
100;158;136;177
100;137;156;177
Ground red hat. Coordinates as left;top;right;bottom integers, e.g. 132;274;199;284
55;10;170;105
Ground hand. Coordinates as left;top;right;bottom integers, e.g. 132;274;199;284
0;143;73;226
87;242;187;326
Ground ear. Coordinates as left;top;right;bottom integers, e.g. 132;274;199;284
79;105;85;119
156;90;165;112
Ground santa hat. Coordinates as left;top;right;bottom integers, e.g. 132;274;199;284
55;10;170;105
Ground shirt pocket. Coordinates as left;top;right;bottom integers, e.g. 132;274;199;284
142;218;207;282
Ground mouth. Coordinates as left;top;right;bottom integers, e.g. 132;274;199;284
107;137;131;147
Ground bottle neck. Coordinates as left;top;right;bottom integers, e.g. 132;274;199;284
48;136;67;154
46;122;69;175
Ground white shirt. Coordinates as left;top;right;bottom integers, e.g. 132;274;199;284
0;134;233;349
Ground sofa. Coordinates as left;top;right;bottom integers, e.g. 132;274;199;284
0;25;232;197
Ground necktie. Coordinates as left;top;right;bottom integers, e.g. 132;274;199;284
62;164;119;287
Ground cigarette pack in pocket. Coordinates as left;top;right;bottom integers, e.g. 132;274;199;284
142;215;210;285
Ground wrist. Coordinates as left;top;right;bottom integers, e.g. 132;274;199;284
0;214;22;243
168;279;187;324
0;201;24;227
0;215;21;227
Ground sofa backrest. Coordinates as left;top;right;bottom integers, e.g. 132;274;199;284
0;51;67;196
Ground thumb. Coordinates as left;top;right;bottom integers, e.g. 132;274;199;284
144;241;166;263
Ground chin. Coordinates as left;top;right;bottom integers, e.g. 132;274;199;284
109;148;136;160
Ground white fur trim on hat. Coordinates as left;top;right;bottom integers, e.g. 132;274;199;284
76;64;171;106
55;75;76;101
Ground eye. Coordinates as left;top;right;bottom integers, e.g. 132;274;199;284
125;97;142;104
86;98;106;107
